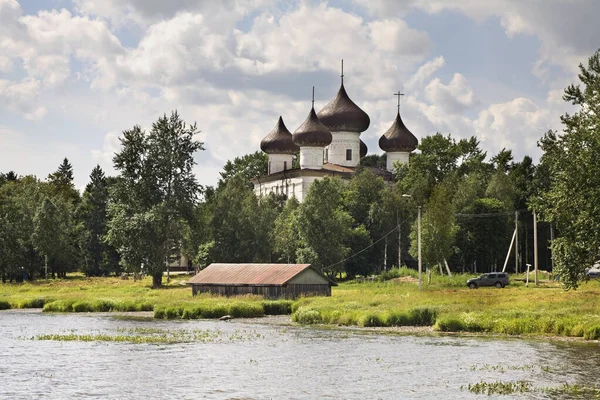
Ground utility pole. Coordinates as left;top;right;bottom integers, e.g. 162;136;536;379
397;207;401;269
418;205;422;290
533;211;538;285
515;211;519;274
550;223;554;271
383;239;387;272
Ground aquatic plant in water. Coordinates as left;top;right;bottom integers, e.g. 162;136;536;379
464;380;532;395
30;327;269;344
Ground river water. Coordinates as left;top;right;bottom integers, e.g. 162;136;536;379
1;310;599;399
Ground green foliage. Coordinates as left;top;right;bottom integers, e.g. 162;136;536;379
434;317;466;332
360;154;386;169
297;177;353;276
218;151;268;189
0;300;11;310
409;185;457;268
379;266;418;281
359;313;385;327
107;111;204;287
344;225;373;278
536;50;600;289
292;307;322;324
272;198;300;263
454;198;511;273
262;300;293;315
78;166;120;276
32;197;78;278
210;175;276;263
229;302;264;318
47;158;80;205
17;297;52;308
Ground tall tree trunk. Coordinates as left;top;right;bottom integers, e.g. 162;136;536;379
152;271;162;288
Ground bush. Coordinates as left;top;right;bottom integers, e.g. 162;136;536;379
154;307;165;319
408;307;437;326
359;313;386;327
229;302;264;318
18;297;51;309
200;303;229;319
92;300;115;312
386;311;410;326
0;300;11;310
435;317;466;332
164;307;183;319
583;325;600;340
262;300;293;315
43;300;76;312
292;307;321;324
72;301;94;312
181;307;201;319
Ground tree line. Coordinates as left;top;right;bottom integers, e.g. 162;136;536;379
2;51;599;289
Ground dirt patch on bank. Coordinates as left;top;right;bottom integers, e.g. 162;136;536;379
392;276;419;283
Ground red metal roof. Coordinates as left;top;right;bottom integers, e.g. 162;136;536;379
188;263;325;286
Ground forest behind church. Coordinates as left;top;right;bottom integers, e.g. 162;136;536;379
2;51;600;290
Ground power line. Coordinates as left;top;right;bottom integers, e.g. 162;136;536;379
323;216;412;270
455;208;529;218
323;208;533;270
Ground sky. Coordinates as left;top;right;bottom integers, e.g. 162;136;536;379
0;0;597;190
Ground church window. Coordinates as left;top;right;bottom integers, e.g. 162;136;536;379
325;149;329;161
268;161;271;175
284;161;287;170
346;149;352;161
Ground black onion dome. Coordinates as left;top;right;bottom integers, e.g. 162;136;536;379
360;139;368;158
378;111;419;152
293;107;332;147
260;116;299;154
317;84;370;132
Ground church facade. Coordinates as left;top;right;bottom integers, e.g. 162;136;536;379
252;69;419;202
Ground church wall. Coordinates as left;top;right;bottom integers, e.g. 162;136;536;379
386;151;410;172
254;175;328;203
268;153;293;174
325;131;360;167
299;146;325;169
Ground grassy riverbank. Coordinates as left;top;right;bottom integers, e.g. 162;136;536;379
2;272;600;340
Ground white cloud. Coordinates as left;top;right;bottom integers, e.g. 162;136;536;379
0;78;47;120
475;97;551;154
368;19;430;55
91;131;121;174
356;0;600;78
0;0;583;189
405;56;445;92
23;55;70;87
73;0;272;32
425;73;476;113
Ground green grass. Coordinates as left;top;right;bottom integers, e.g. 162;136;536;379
3;273;600;340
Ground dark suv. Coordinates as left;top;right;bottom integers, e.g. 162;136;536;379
467;272;509;289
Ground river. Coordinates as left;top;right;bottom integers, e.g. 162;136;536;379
0;310;599;399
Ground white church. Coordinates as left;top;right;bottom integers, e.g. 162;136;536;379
252;67;419;202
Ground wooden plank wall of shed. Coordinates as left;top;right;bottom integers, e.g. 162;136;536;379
191;284;331;298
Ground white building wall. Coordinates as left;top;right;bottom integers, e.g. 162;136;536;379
254;175;323;203
299;146;325;169
386;151;410;172
268;153;293;174
325;131;360;167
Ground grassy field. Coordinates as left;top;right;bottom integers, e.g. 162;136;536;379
1;270;600;340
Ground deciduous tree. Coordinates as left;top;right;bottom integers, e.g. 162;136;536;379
107;111;204;287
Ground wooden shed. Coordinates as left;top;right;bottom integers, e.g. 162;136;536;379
188;263;337;299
